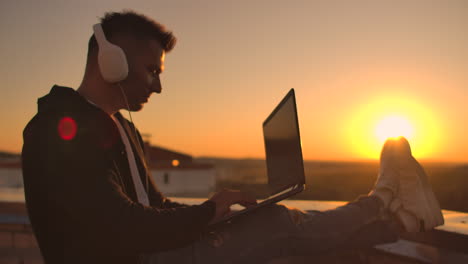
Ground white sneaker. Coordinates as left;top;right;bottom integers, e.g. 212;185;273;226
390;137;444;232
369;139;399;209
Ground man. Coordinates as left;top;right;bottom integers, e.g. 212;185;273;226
22;10;443;264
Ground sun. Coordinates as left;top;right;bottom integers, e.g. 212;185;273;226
375;115;414;143
346;95;441;160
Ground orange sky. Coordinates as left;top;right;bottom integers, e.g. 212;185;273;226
1;0;467;162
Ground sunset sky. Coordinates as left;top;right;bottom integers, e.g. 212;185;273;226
1;0;467;162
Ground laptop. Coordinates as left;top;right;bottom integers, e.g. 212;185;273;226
210;88;306;227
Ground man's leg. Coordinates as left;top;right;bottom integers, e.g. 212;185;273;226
219;197;399;264
148;137;443;263
148;196;397;264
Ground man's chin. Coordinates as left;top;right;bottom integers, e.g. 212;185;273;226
126;103;144;112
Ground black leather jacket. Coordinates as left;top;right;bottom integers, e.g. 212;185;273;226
21;85;215;264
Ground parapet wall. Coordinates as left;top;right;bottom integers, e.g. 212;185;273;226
1;200;467;264
0;202;41;264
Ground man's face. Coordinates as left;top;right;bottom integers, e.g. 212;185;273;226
121;39;165;111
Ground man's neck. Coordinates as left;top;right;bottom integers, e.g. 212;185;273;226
77;83;118;116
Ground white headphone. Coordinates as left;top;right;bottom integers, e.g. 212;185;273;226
93;23;150;198
93;23;129;83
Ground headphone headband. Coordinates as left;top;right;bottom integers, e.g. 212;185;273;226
93;23;108;46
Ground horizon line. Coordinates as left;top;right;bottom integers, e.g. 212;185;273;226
1;150;466;165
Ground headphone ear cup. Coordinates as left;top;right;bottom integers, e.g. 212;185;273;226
97;43;129;83
93;23;128;83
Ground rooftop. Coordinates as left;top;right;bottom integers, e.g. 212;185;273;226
0;199;467;263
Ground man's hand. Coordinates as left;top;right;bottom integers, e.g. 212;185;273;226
208;189;257;224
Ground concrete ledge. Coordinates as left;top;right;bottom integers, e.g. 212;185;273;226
1;199;468;264
374;239;468;263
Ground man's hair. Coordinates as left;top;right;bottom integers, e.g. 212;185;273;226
87;10;176;58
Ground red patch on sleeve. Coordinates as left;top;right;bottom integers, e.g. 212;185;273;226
58;117;78;141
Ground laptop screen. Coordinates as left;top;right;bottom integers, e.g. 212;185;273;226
263;89;305;195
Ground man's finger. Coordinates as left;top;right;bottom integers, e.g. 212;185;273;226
237;198;258;207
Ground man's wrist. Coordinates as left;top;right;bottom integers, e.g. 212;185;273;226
202;200;217;221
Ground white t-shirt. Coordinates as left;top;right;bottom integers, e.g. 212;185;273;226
111;115;150;206
83;97;150;206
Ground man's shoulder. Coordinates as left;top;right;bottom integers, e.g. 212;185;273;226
23;105;120;153
24;106;112;138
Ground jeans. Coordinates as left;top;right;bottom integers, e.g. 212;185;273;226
146;196;399;264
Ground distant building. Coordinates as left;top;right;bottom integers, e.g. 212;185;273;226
0;152;23;191
144;143;215;197
0;151;20;163
0;143;216;198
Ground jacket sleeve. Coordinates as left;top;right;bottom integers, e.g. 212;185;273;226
35;113;216;254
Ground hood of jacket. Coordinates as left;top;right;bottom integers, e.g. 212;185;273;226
37;85;99;114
